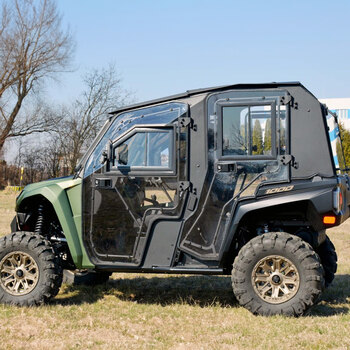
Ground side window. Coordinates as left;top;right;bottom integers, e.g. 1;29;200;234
222;104;274;157
147;131;171;167
114;129;173;170
116;133;146;166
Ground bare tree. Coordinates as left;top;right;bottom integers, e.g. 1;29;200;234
10;99;61;137
37;142;62;178
57;64;131;173
0;0;74;153
12;140;62;184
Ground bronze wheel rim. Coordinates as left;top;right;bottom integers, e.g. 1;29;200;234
251;255;300;304
0;251;39;296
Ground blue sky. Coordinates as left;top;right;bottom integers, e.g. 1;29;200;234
50;0;350;103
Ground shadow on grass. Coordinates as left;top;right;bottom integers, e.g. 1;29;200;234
309;274;350;316
54;275;237;308
53;274;350;316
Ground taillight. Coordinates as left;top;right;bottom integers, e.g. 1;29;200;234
333;187;343;213
323;215;336;225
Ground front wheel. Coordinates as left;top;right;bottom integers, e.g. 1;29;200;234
232;232;324;316
0;232;63;306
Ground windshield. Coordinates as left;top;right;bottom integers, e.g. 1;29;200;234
326;109;347;173
74;118;112;178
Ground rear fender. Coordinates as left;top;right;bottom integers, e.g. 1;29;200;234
223;187;334;253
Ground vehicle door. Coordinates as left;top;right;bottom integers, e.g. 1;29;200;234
180;90;292;259
82;102;189;265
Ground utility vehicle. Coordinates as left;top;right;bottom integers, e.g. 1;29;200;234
1;82;347;316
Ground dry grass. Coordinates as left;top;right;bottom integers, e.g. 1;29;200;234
0;189;17;236
0;190;349;349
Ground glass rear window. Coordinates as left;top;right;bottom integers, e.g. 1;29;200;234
326;110;346;172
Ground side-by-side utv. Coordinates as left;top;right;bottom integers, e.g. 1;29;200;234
1;82;348;316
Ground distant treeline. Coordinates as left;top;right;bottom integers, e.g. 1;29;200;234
0;160;68;188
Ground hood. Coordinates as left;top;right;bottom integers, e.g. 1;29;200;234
22;175;76;192
16;176;82;211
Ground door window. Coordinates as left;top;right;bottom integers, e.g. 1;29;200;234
114;129;173;170
222;105;274;157
116;132;146;166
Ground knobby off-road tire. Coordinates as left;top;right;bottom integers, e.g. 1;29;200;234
316;235;337;288
63;269;111;285
0;232;63;306
232;232;325;316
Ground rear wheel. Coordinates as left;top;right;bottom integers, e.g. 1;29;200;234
0;232;62;306
316;235;337;287
232;232;324;316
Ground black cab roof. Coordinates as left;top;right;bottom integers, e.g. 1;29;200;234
110;82;305;115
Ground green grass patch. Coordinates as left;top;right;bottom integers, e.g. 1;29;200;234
0;190;349;349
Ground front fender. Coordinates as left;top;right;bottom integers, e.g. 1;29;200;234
16;178;94;269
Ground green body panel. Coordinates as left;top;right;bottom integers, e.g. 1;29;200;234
16;176;94;269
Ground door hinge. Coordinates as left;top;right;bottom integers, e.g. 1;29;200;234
279;155;298;169
178;116;196;130
280;93;294;106
178;181;192;192
174;249;181;263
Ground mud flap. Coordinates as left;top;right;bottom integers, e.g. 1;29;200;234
10;216;18;232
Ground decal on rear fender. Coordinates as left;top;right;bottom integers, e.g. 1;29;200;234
265;185;294;194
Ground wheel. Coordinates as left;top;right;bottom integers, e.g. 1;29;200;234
63;269;111;285
232;232;324;316
0;232;63;306
316;235;337;287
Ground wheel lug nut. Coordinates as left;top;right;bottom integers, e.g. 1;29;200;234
16;270;24;277
272;275;281;284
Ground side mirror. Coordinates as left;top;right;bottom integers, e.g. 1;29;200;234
100;140;112;165
100;150;108;164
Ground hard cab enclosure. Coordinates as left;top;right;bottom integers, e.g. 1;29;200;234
79;82;348;271
9;82;350;315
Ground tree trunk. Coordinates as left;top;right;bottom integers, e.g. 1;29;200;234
0;94;25;153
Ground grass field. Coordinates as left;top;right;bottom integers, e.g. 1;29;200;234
0;190;349;349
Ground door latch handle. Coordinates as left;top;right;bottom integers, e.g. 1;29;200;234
95;178;112;188
217;163;237;173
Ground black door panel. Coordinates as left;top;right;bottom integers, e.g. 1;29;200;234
82;102;189;266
